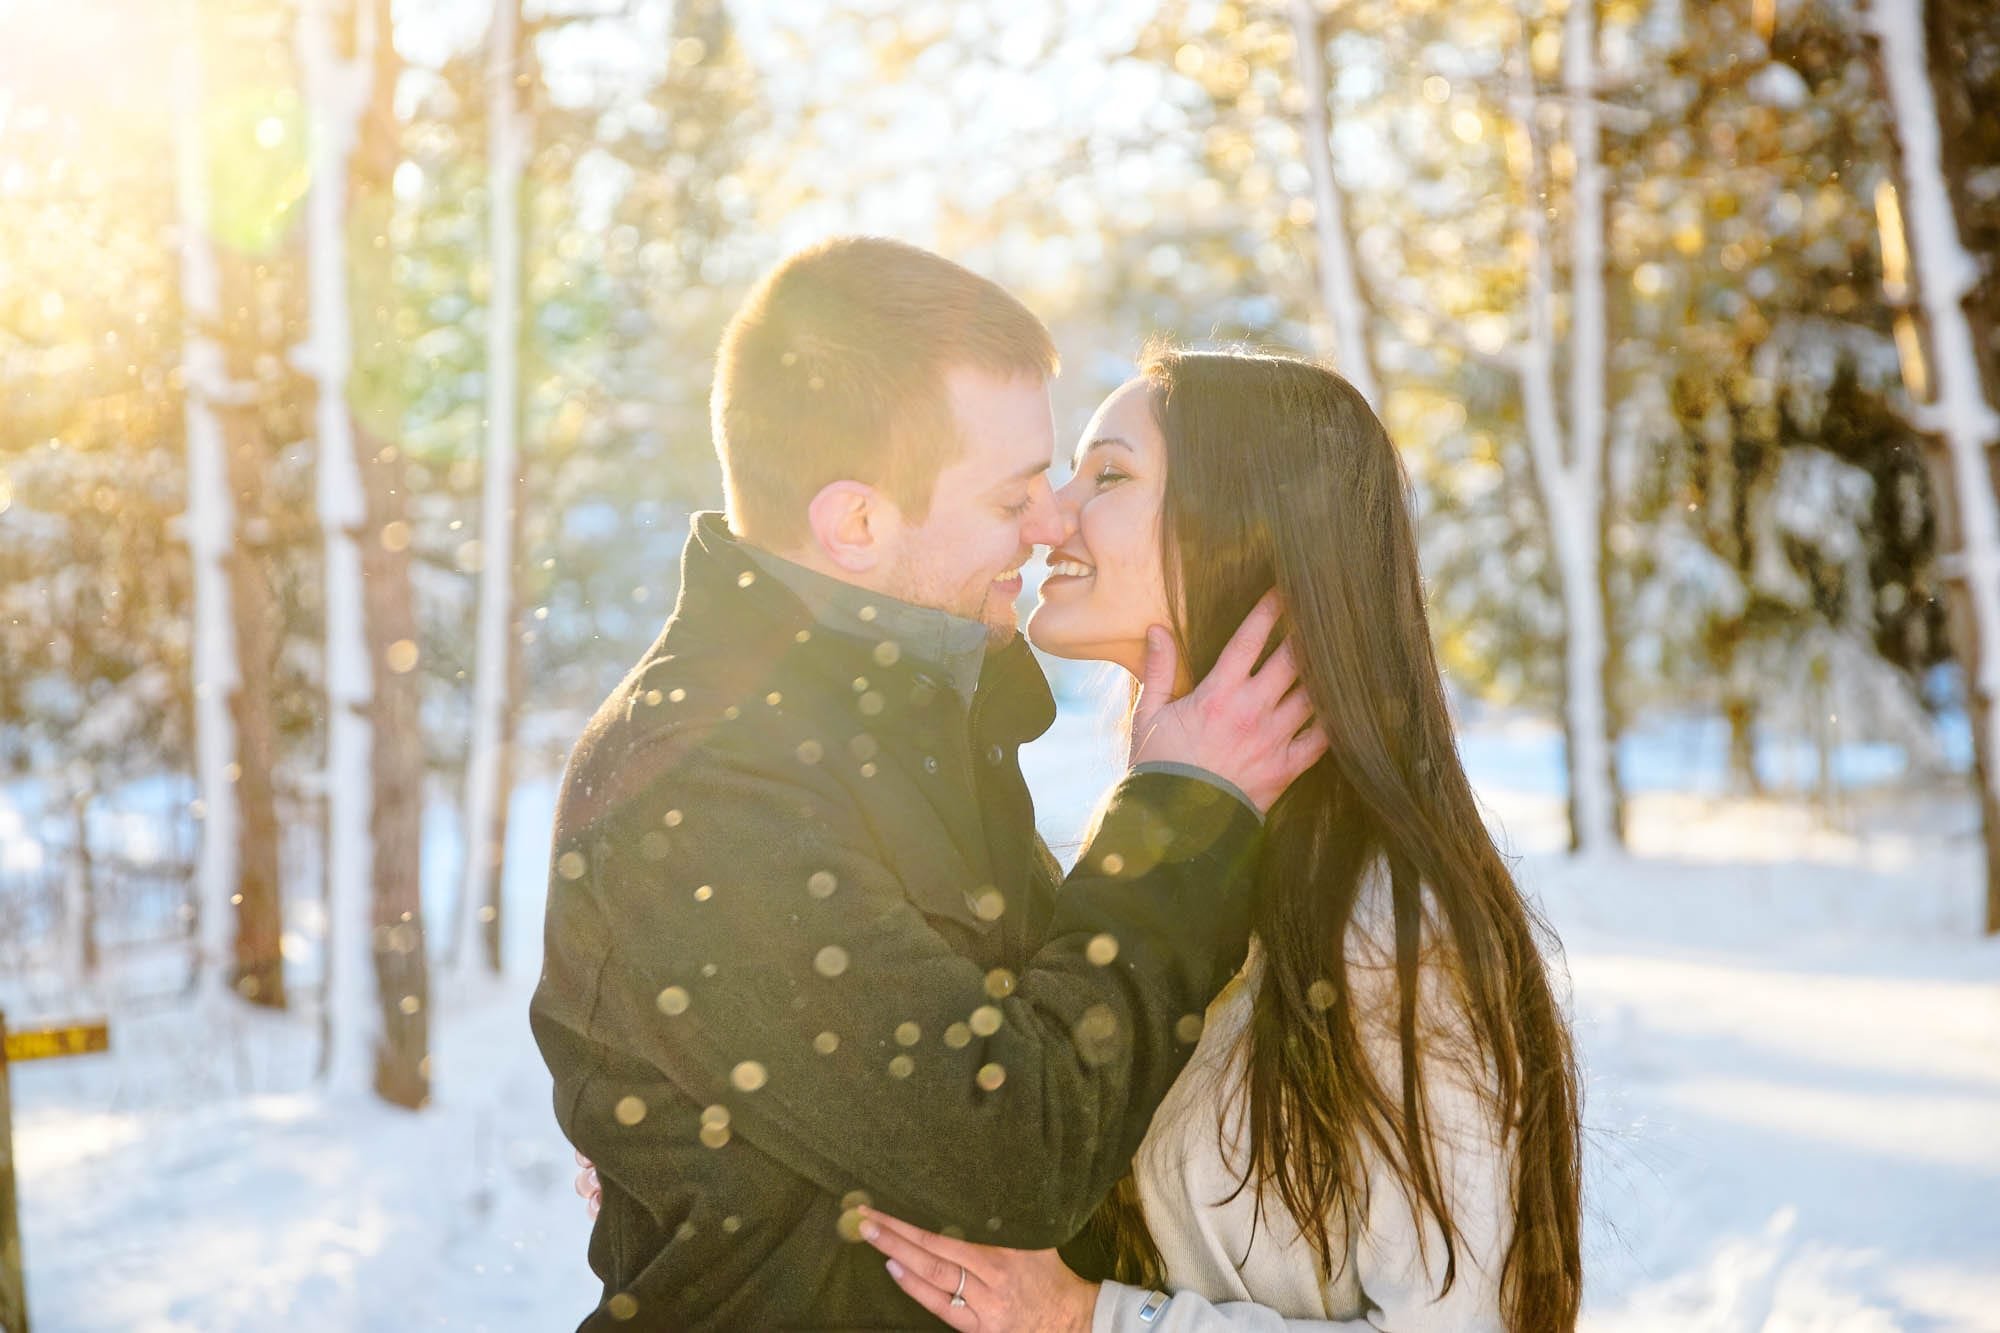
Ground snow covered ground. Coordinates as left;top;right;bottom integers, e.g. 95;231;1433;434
7;699;1997;1331
1535;802;2000;1333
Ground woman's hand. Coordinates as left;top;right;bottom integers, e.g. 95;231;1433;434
858;1207;1099;1332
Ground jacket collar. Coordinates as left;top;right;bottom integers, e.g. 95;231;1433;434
666;513;1055;746
742;539;987;707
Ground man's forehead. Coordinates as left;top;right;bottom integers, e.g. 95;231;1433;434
944;367;1054;419
944;435;1052;489
941;368;1056;475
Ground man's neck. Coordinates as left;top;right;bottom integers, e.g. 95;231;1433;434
737;538;990;706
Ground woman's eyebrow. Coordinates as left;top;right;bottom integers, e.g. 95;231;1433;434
1069;435;1132;472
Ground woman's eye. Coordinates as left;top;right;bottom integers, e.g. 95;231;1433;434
1094;467;1128;487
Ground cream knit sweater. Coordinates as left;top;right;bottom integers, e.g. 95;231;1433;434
1092;869;1515;1332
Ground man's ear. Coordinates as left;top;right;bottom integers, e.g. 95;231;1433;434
805;480;901;573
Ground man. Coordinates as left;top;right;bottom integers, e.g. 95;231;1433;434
531;236;1322;1329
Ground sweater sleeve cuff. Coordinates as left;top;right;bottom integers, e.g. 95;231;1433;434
1129;761;1262;823
1093;1281;1156;1333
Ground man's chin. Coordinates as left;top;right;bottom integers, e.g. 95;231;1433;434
978;596;1021;646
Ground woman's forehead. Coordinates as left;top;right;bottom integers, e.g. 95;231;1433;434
1079;379;1159;449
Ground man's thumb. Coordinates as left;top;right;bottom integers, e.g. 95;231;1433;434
1135;626;1178;721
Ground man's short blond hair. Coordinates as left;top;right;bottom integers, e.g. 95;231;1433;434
712;237;1059;547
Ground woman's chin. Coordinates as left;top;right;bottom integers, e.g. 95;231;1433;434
1025;609;1139;673
1023;608;1074;658
1024;606;1093;661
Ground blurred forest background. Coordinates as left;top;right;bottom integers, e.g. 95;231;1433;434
2;1;1999;1324
4;0;1997;1095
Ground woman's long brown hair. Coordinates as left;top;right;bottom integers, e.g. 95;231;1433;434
1083;349;1583;1332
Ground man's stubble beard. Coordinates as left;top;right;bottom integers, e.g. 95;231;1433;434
885;548;1018;645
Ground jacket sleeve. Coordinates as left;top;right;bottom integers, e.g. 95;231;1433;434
572;747;1261;1249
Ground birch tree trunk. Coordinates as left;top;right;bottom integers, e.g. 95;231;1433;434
349;0;432;1106
1561;0;1622;853
60;789;98;989
1506;1;1622;854
298;0;380;1096
359;417;431;1108
1869;0;2000;933
220;244;287;1010
455;0;529;979
174;13;245;1009
1287;0;1380;407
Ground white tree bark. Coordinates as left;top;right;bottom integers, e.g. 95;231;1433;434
174;14;243;1003
1506;1;1619;855
1869;0;2000;926
58;791;96;991
1559;0;1617;853
455;0;526;978
1287;0;1379;408
298;0;380;1095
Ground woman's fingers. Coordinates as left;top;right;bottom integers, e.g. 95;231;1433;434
859;1208;995;1281
881;1257;978;1332
860;1215;982;1304
861;1217;985;1331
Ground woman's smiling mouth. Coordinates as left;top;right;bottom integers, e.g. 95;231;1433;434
1044;553;1095;583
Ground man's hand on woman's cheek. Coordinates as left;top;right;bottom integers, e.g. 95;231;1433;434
574;1150;601;1220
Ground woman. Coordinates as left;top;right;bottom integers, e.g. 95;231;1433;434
857;349;1583;1331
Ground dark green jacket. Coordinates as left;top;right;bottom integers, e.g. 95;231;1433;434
530;514;1261;1329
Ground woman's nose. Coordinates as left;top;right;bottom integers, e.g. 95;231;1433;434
1024;480;1074;547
